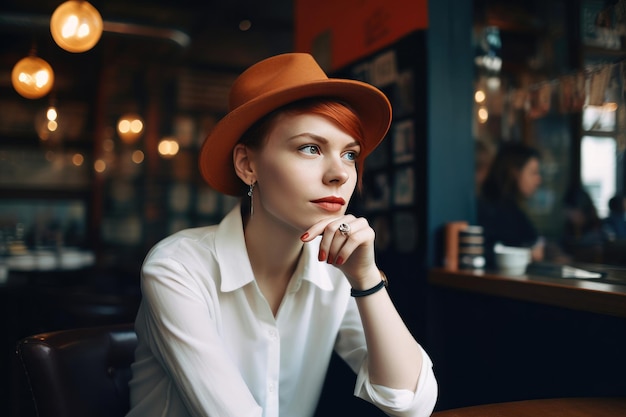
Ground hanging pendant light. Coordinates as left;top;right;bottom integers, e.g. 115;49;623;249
50;0;103;53
11;55;55;99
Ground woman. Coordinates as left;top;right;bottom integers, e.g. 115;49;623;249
562;185;607;261
126;53;437;417
603;194;626;240
477;142;544;267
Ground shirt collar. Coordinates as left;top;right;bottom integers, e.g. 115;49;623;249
215;205;256;292
215;204;335;293
291;237;335;293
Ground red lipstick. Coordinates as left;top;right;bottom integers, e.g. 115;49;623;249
312;196;346;212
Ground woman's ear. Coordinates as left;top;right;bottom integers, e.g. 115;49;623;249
233;143;256;184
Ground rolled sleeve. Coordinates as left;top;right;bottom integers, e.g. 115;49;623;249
354;345;438;417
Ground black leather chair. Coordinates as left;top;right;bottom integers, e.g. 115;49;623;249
15;323;137;417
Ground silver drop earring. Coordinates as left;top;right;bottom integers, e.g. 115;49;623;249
247;181;255;217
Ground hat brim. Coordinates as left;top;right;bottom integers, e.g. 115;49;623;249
199;78;392;196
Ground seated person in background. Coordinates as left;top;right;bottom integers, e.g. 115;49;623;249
603;194;626;240
126;53;437;417
477;142;544;267
561;185;608;263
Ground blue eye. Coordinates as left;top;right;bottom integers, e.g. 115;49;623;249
343;151;358;161
300;145;320;155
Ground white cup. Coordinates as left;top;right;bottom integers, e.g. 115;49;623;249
494;243;531;275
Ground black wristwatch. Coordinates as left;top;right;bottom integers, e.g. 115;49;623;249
350;270;388;297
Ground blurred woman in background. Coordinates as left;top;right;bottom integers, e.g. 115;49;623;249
477;142;544;267
561;185;608;263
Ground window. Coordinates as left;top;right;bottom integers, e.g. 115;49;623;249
581;104;619;218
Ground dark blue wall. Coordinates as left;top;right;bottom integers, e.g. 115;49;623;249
426;0;476;267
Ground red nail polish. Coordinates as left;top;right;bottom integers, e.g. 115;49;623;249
327;254;334;264
335;256;344;265
319;250;326;262
300;232;309;241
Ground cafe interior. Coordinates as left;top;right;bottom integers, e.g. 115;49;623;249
1;0;625;416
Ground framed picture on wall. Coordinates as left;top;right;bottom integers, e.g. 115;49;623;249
393;165;415;206
393;211;417;253
364;171;390;210
386;69;415;119
392;118;415;163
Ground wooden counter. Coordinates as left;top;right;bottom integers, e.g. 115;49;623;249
432;397;626;417
429;265;626;318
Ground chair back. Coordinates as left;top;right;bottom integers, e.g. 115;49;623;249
15;323;137;417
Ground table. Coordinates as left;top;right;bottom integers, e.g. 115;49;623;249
429;266;626;317
432;397;626;417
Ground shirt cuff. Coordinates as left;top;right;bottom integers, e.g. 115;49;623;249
354;345;438;417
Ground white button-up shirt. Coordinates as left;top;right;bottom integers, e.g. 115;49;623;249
127;205;437;417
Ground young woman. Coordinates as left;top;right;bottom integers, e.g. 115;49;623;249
477;142;544;267
126;53;437;417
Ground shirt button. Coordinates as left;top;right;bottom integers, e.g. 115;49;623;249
268;329;278;340
268;382;276;393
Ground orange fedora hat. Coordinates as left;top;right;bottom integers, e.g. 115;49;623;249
199;53;392;196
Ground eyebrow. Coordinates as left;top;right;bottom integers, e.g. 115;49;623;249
288;133;360;149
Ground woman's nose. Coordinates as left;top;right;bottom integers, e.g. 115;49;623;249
323;157;349;185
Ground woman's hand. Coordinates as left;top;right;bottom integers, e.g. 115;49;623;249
302;216;429;397
301;215;380;290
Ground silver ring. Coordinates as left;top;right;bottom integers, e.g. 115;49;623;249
338;223;351;237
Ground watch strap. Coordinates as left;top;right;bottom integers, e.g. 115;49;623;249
350;270;388;297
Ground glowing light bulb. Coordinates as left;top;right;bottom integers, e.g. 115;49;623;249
72;153;84;166
11;56;55;99
158;138;180;158
474;90;486;103
117;113;144;144
47;106;58;121
50;0;103;53
477;107;489;123
94;159;106;173
131;150;144;164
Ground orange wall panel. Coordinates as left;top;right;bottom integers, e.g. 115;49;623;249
295;0;428;70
